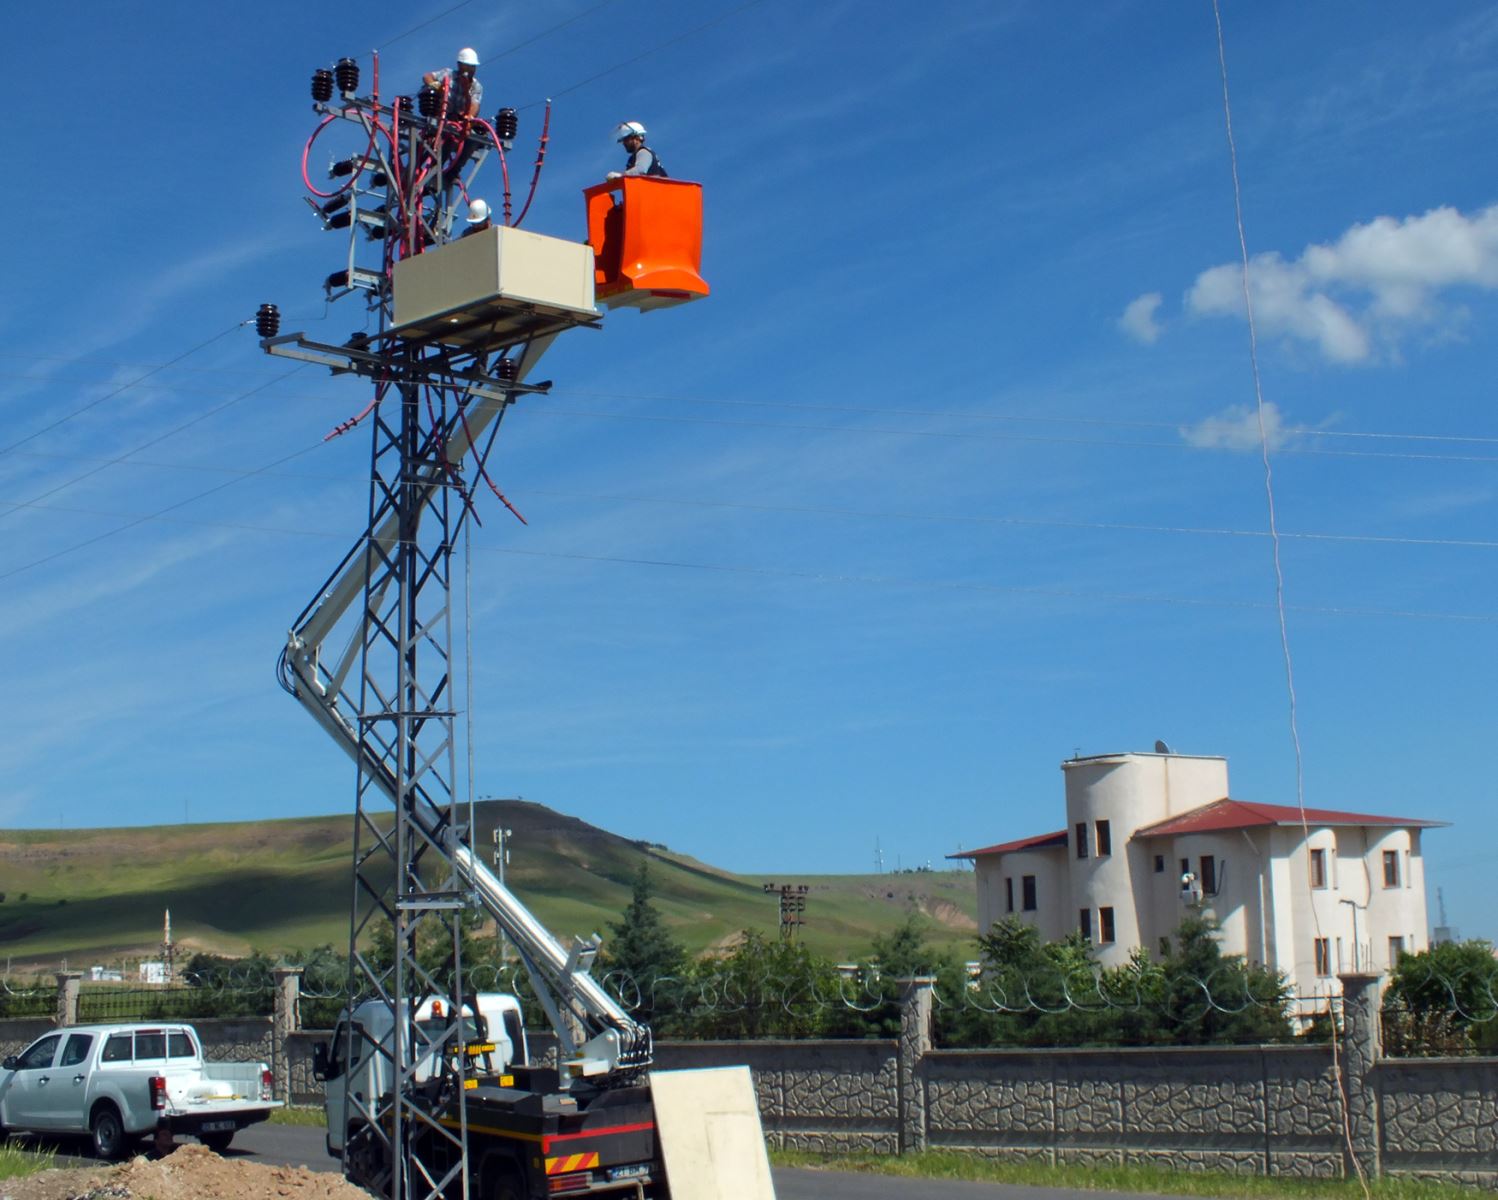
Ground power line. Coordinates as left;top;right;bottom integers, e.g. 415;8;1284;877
531;404;1498;465
522;0;774;107
0;440;326;582
0;366;305;518
7;359;1498;451
376;0;482;51
486;0;622;61
0;323;245;460
5;491;1495;625
8;461;1498;553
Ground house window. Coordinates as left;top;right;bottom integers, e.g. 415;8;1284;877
1021;875;1037;912
1005;877;1014;914
1079;908;1092;941
1310;848;1326;889
1382;851;1399;888
1314;937;1331;976
1075;823;1088;859
1389;936;1405;966
1154;854;1165;874
1099;906;1115;944
1095;820;1111;856
1199;855;1216;896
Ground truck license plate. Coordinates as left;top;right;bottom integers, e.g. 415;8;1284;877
202;1120;236;1133
607;1164;649;1181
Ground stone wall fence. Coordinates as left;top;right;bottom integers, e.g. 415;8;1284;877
3;969;1496;1188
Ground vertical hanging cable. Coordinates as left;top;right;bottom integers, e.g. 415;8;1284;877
1210;4;1370;1194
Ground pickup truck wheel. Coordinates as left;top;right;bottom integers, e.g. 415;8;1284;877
200;1130;234;1153
90;1104;127;1161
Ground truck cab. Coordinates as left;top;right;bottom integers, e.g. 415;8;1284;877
317;992;526;1157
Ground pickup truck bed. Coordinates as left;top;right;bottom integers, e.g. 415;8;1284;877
0;1022;281;1158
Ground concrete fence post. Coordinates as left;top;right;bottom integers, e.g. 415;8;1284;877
897;976;936;1154
1338;972;1383;1180
272;967;304;1103
55;972;82;1027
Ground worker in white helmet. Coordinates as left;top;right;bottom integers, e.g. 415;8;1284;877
424;48;484;120
607;121;668;180
460;198;492;238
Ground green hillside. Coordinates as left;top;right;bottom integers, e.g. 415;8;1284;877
0;800;977;972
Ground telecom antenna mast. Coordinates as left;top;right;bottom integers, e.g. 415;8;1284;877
254;51;706;1200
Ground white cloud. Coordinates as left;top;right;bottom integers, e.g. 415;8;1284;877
1119;292;1164;344
1180;401;1291;452
1184;204;1498;364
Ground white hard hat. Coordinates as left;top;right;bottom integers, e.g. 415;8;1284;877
466;199;490;223
457;47;479;67
613;120;647;143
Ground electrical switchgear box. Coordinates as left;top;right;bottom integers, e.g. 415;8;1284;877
391;225;598;346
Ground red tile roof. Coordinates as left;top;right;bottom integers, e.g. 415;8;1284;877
1133;797;1447;839
948;830;1068;859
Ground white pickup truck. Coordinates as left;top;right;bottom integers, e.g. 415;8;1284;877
0;1022;281;1159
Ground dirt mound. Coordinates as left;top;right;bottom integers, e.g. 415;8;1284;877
0;1144;368;1200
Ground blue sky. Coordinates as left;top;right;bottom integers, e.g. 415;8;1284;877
3;3;1497;941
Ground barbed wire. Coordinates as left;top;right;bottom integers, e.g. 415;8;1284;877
3;960;1493;1055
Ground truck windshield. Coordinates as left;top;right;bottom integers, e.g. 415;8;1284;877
415;1016;484;1044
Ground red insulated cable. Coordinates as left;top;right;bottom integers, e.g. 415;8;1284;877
301;111;380;199
511;101;551;229
325;374;389;441
456;400;527;525
472;118;511;224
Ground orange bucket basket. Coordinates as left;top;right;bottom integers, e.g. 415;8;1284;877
584;176;709;311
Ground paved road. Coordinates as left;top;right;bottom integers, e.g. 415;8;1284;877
8;1123;1192;1200
231;1123;1190;1200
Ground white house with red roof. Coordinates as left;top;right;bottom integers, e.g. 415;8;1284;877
951;749;1445;1006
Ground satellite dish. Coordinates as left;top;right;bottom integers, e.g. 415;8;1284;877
1154;739;1172;754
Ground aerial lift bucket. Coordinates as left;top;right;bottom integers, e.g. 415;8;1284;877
584;176;710;311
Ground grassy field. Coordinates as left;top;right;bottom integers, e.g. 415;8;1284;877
0;799;976;971
771;1150;1479;1200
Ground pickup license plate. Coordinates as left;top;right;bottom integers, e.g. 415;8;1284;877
201;1120;236;1133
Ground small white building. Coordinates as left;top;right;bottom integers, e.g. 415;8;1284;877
952;750;1445;1009
88;965;123;982
138;961;168;985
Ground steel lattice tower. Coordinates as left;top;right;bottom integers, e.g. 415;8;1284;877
261;55;570;1200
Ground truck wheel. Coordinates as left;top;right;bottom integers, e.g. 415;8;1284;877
345;1128;389;1192
483;1160;525;1200
90;1104;127;1161
200;1130;235;1153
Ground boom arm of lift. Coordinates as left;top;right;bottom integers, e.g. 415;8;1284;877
279;334;650;1082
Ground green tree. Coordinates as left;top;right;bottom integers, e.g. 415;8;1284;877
1152;916;1291;1045
1383;939;1498;1056
601;863;687;1030
681;931;840;1040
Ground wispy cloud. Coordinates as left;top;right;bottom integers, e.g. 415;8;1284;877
1184;204;1498;364
1119;292;1163;344
1180;401;1291;452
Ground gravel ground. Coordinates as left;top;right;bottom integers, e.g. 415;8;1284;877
0;1143;370;1200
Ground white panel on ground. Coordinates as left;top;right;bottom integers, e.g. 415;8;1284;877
650;1066;776;1200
